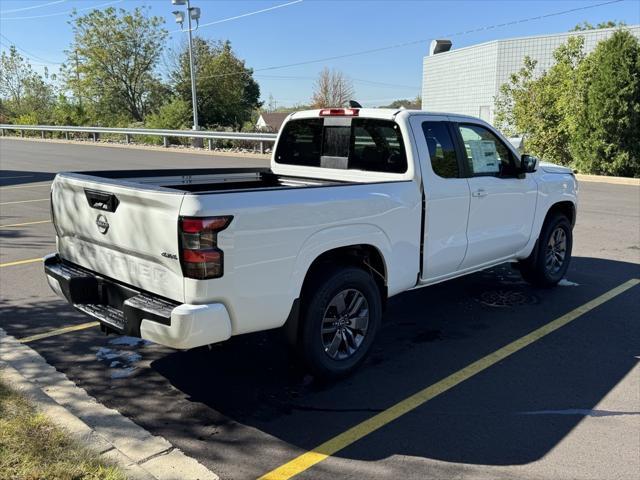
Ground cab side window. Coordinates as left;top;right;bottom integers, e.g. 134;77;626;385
457;124;517;177
422;121;459;178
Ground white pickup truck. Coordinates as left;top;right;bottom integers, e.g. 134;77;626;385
45;108;577;377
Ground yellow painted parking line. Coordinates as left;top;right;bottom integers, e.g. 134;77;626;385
0;257;43;268
0;183;51;190
18;321;100;344
259;278;640;480
0;198;49;205
0;219;51;228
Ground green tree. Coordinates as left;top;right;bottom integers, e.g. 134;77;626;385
270;103;312;113
0;46;55;123
380;97;422;109
493;58;534;139
571;30;640;177
171;39;261;130
64;6;167;124
571;20;626;31
51;94;88;126
494;56;562;159
495;28;640;176
534;36;586;166
144;97;191;130
495;37;585;166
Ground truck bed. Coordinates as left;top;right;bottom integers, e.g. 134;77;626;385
64;168;347;194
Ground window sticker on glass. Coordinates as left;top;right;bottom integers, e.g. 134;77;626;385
468;140;500;174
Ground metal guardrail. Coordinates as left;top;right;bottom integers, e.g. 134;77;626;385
0;124;278;153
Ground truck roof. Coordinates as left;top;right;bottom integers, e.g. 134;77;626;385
288;108;483;123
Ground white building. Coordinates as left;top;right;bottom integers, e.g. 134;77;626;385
421;25;640;125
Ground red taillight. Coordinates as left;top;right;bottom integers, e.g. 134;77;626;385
181;217;230;233
182;249;221;263
179;216;232;279
319;108;359;117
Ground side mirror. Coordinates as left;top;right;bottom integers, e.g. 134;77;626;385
520;154;538;174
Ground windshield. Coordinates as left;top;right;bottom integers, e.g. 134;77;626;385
275;117;407;174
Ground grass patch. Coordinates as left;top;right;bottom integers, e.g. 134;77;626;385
0;371;126;480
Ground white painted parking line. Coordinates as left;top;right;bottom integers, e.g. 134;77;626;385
0;220;51;228
0;183;51;190
0;257;43;268
18;322;100;344
260;278;640;480
0;198;49;205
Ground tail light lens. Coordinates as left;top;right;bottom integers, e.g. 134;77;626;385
179;216;232;279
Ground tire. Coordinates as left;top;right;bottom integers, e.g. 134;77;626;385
519;214;573;287
298;266;382;379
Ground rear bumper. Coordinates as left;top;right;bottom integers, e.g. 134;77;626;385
43;254;232;349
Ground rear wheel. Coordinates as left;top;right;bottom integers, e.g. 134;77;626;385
299;266;381;379
519;214;573;287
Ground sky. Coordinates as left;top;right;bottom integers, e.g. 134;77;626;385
1;0;639;107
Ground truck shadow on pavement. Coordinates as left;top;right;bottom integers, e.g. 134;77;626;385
3;257;638;477
0;169;55;187
149;256;640;469
0;229;54;250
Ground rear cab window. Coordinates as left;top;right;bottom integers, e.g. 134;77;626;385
275;117;408;174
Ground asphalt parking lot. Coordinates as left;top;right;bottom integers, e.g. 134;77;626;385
1;137;639;480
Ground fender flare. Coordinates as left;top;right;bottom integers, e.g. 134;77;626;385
518;198;577;260
288;223;392;300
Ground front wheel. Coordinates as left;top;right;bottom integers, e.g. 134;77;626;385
519;214;573;287
299;267;382;379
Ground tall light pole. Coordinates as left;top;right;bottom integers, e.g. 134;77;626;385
172;0;201;131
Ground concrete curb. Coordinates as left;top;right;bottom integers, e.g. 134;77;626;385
575;174;639;186
0;135;271;160
0;328;218;480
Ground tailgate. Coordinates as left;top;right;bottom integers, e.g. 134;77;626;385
52;174;186;302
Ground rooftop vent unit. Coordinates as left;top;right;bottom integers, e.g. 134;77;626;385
429;39;452;56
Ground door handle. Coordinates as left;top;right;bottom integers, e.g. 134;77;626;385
472;189;488;198
84;189;120;212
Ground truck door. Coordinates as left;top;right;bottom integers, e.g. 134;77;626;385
453;122;537;270
409;116;470;281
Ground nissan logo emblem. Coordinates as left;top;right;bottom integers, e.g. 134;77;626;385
96;214;109;234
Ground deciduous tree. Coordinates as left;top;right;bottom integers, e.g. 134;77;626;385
311;68;354;108
571;30;640;176
0;46;55;123
494;27;639;177
571;20;626;31
380;97;421;109
64;6;167;124
171;38;261;130
494;37;586;167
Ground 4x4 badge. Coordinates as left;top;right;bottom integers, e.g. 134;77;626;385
96;214;109;234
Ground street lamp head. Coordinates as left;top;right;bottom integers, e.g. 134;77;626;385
171;0;187;5
172;10;185;24
189;6;201;21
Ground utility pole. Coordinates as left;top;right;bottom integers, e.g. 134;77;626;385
186;0;198;131
172;0;201;132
